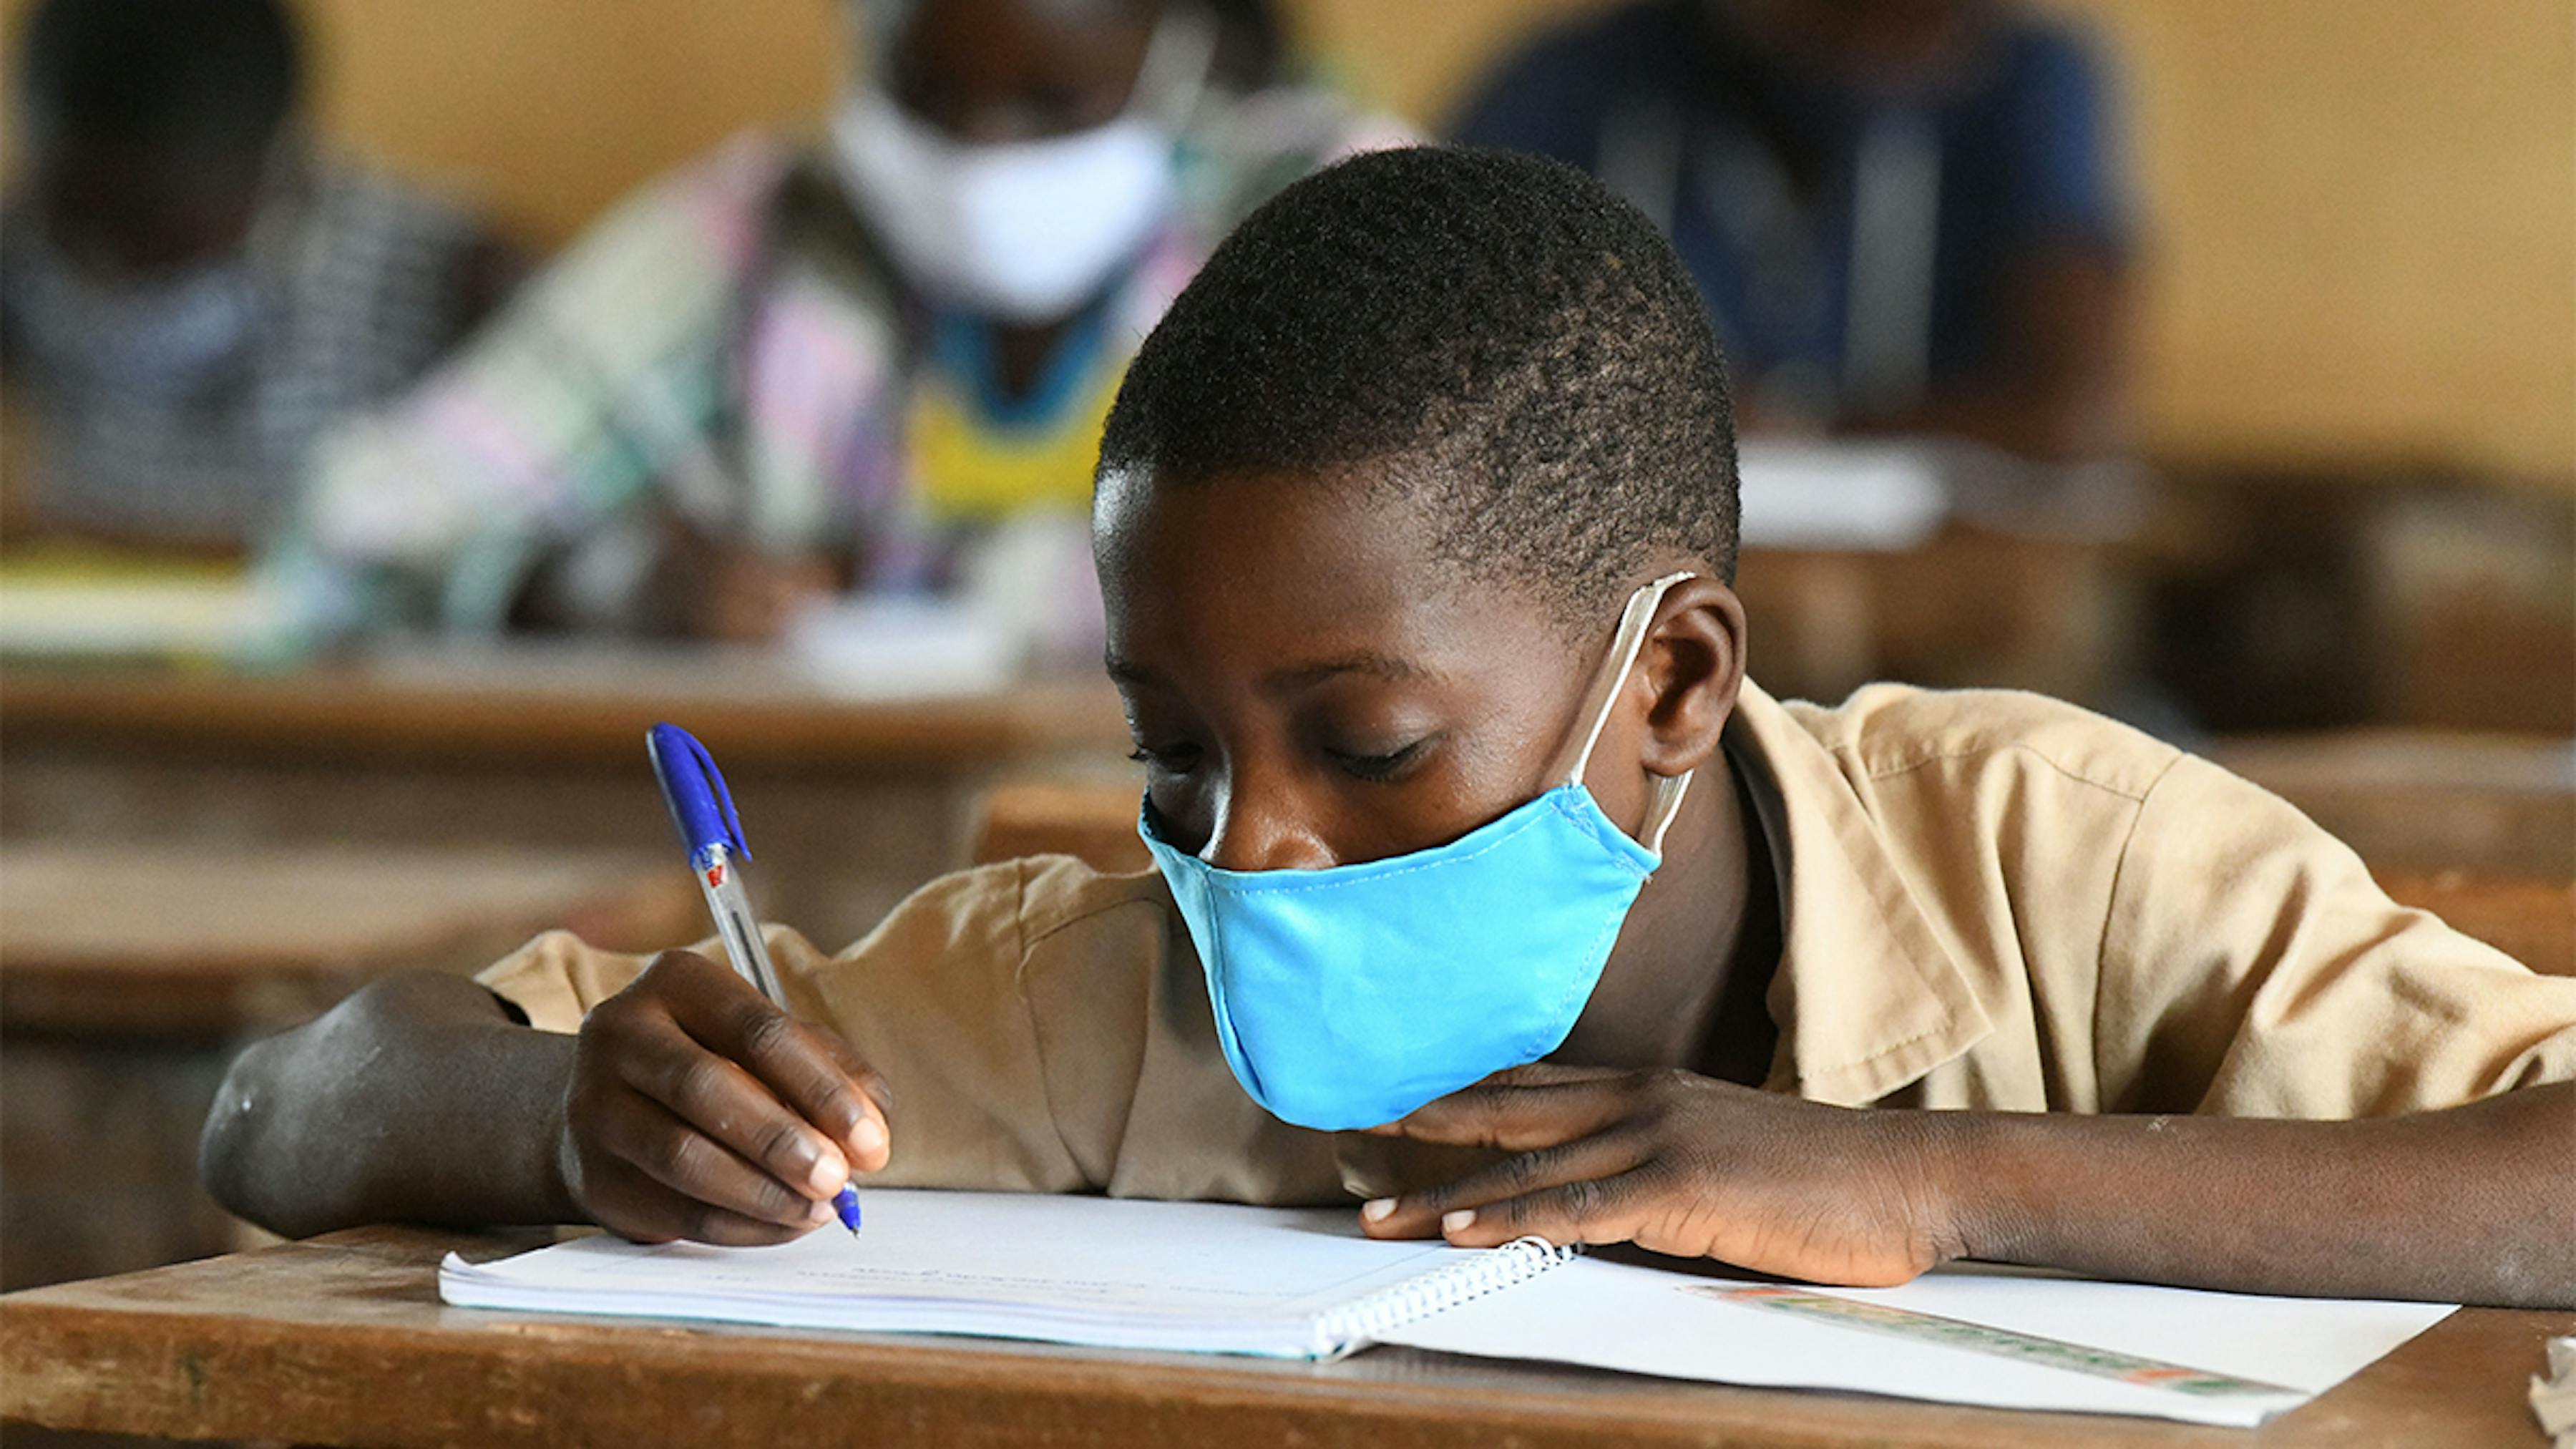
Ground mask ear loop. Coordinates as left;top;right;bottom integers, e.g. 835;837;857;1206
1560;572;1700;857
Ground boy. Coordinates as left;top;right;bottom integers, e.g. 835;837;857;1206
263;0;1390;645
1;0;515;549
201;148;2575;1307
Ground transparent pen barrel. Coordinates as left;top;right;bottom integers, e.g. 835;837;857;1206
696;844;787;1005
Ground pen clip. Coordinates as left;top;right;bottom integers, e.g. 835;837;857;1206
646;723;751;869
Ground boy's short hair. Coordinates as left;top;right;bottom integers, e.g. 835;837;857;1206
1098;144;1739;624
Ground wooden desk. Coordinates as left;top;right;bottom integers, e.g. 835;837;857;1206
1;1228;2560;1448
2207;731;2575;879
2371;871;2576;980
0;844;698;1038
0;845;695;1295
1736;525;2136;711
0;646;1134;947
0;648;1128;770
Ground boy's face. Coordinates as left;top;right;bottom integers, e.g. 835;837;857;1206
33;145;263;278
1096;465;1648;870
884;0;1157;145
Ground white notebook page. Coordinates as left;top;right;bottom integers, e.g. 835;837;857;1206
440;1189;1503;1357
442;1189;2453;1424
1382;1255;2454;1428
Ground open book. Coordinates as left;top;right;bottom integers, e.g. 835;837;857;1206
440;1189;1572;1362
439;1189;2454;1428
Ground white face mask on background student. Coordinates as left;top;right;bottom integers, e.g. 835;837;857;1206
830;11;1213;323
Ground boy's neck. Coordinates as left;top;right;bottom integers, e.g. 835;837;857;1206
1555;750;1780;1081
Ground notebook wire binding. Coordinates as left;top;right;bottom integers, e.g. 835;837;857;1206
1312;1236;1583;1360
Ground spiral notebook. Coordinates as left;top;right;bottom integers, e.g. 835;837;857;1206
437;1188;1574;1361
441;1189;2454;1426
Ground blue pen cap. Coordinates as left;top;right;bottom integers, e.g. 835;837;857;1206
645;723;750;869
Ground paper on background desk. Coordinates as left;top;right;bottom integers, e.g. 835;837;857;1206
1735;440;1949;551
0;552;283;660
1380;1254;2454;1428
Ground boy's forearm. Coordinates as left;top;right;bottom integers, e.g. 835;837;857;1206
1931;1083;2576;1307
201;973;581;1238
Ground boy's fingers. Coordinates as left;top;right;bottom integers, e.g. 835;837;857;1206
590;1155;824;1249
613;1011;851;1201
1434;1169;1662;1251
652;953;888;1171
1360;1131;1648;1240
1372;1073;1633;1151
809;1032;895;1171
595;1091;837;1233
1483;1063;1635;1088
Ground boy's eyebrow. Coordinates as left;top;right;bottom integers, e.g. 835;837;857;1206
1101;650;1435;691
1266;650;1434;689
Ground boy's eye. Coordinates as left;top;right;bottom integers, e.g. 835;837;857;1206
1128;742;1204;774
1327;738;1432;783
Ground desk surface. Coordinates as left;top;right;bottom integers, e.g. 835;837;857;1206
2206;730;2575;878
0;645;1131;771
0;1227;2559;1448
0;844;697;1037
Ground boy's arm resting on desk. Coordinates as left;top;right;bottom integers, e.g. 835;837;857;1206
1939;1079;2575;1305
198;861;1224;1241
203;931;908;1244
1367;1065;2574;1305
199;969;584;1239
1368;754;2576;1306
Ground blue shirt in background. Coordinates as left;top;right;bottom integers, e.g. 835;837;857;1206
1454;0;2131;423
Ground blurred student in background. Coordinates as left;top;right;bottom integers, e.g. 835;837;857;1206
1455;0;2132;460
268;0;1393;651
0;0;519;551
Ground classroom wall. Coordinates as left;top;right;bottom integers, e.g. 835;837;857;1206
2;0;2568;485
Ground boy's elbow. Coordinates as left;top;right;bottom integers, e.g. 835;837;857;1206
198;977;450;1239
200;1031;334;1238
201;1035;279;1230
202;1031;303;1237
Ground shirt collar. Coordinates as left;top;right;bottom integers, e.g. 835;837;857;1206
1727;679;1992;1105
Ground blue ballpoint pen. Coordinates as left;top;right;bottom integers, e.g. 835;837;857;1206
646;722;864;1237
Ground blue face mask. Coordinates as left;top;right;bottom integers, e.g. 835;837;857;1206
1138;573;1699;1131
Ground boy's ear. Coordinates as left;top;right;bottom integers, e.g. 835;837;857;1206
1636;576;1747;779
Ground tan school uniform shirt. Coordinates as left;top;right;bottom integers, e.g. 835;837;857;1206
482;681;2576;1206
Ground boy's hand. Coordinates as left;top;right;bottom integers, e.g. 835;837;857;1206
1357;1064;1961;1287
557;950;892;1245
692;547;838;645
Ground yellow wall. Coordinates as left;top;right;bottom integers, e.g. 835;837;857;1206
2039;0;2575;486
0;0;850;245
4;0;2569;483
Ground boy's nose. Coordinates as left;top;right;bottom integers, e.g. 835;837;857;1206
1198;792;1338;874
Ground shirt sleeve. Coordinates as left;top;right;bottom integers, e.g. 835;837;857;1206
475;855;1351;1202
2096;753;2576;1117
474;929;658;1033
